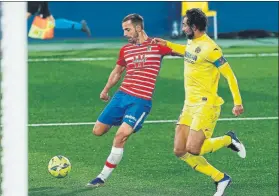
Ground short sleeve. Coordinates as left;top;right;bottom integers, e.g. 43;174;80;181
116;47;126;66
206;46;228;68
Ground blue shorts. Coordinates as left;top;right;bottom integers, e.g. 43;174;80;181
97;90;152;132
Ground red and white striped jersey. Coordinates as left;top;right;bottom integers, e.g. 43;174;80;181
116;38;172;100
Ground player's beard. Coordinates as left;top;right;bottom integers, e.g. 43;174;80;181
185;28;194;40
127;32;139;44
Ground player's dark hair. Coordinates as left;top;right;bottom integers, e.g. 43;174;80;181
122;14;144;29
185;8;207;31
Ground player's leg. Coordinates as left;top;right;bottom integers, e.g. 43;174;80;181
175;106;228;190
181;151;232;196
87;96;151;187
91;91;127;137
183;129;225;180
94;121;138;182
187;105;228;155
190;105;246;158
198;130;246;157
180;105;232;195
87;96;126;187
174;106;219;181
92;121;111;136
174;124;190;157
87;122;134;188
183;105;227;181
102;98;151;178
174;106;192;157
113;122;134;147
94;102;151;181
180;129;232;196
54;18;91;36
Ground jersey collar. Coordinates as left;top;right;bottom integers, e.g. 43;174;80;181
193;33;207;42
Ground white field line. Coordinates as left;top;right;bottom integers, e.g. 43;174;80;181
28;116;278;127
28;53;278;62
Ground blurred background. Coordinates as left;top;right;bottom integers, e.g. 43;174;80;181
27;1;278;52
27;1;278;40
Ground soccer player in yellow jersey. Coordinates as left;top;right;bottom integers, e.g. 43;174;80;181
153;9;246;196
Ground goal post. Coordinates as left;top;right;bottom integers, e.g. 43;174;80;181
1;2;28;196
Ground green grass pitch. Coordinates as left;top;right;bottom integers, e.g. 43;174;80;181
28;46;278;196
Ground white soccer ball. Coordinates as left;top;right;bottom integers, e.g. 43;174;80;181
48;155;71;178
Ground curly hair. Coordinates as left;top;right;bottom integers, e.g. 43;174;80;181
186;8;207;31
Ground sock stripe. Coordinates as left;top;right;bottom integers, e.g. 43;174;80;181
105;161;117;168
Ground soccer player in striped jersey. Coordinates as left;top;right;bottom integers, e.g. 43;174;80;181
86;13;174;188
152;9;246;196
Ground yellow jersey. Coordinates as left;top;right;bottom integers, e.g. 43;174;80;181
167;34;242;106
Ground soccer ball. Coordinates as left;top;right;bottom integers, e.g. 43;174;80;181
48;155;71;178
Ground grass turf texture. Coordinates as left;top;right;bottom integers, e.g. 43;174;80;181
28;46;278;196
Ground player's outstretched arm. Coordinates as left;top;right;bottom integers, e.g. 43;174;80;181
219;64;244;116
152;38;186;55
100;64;125;102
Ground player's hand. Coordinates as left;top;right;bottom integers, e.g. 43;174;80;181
232;105;244;117
151;38;167;46
100;89;110;102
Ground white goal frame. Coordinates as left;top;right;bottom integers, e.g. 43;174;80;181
1;2;28;196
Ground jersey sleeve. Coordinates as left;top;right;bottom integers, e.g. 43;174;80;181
208;46;242;105
166;41;186;56
158;45;173;56
116;47;126;66
219;64;242;105
206;46;228;68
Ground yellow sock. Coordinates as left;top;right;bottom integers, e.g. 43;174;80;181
180;153;224;182
199;136;232;156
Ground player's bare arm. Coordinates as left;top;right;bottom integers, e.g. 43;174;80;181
100;64;125;102
219;63;244;116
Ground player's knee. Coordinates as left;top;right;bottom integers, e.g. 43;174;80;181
186;145;201;156
92;127;103;136
173;148;187;157
175;125;183;132
114;132;130;147
92;123;106;136
113;123;134;147
114;132;128;143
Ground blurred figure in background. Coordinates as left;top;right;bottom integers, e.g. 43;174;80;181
27;1;91;39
